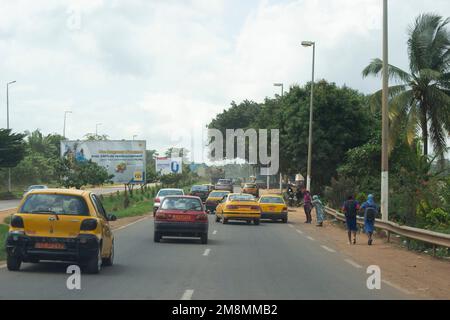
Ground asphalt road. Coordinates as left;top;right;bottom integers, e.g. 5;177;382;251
0;213;405;300
0;186;126;211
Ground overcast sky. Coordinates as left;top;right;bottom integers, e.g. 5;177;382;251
1;0;449;162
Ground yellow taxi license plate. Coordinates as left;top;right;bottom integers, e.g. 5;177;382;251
35;242;65;250
268;206;277;212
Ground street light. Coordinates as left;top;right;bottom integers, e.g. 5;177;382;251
6;80;16;193
274;83;284;192
133;135;138;140
95;123;102;136
381;0;389;222
301;40;316;192
63;111;72;139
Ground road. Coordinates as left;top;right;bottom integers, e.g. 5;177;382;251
0;214;406;300
0;186;126;211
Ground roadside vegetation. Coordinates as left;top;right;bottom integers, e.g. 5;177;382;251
208;13;450;237
0;224;8;260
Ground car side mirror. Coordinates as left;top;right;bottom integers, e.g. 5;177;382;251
107;214;117;222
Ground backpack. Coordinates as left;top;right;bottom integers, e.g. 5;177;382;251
365;206;377;222
344;200;358;218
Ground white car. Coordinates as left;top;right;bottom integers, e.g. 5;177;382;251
23;185;48;196
153;188;184;215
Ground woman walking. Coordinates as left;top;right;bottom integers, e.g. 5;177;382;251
302;188;312;223
312;195;325;227
361;194;378;245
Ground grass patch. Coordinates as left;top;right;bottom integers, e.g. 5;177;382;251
3;216;11;225
0;224;8;261
101;187;157;219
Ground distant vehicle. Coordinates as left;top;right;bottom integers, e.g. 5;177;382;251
215;193;261;225
23;185;48;196
242;183;259;197
154;196;208;244
6;188;116;273
202;184;215;194
214;179;234;193
259;195;288;223
190;185;210;202
153;188;184;214
205;190;231;213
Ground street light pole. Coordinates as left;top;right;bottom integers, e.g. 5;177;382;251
302;41;316;192
63;111;72;139
6;80;16;193
381;0;389;222
95;123;102;136
274;83;284;193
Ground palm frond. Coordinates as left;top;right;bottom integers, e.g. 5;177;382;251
362;58;412;83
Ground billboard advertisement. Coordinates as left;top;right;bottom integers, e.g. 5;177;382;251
61;140;146;184
155;157;183;175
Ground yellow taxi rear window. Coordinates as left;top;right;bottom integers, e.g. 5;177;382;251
260;197;284;204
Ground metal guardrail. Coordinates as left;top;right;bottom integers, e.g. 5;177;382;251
324;207;450;252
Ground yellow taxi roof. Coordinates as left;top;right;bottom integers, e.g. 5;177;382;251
260;194;284;198
27;188;91;197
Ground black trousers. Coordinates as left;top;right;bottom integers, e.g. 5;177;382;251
304;204;312;222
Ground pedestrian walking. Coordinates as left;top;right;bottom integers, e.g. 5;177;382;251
302;188;312;223
361;194;378;246
312;195;325;227
342;195;360;245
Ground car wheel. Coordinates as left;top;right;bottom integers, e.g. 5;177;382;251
7;254;22;271
85;245;102;274
222;218;228;224
102;241;114;266
154;232;161;243
201;233;208;244
254;219;260;225
282;217;288;223
246;220;252;225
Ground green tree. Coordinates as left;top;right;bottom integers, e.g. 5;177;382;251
0;129;26;168
84;133;109;141
363;13;450;157
57;159;113;189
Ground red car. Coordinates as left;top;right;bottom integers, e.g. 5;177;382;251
154;196;209;244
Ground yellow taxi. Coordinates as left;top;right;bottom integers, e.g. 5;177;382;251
258;194;288;223
242;183;259;197
205;190;230;213
6;188;116;274
215;193;261;225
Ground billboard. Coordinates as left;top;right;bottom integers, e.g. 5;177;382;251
61;140;147;184
155;157;183;175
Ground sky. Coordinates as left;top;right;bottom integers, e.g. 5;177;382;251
1;0;449;162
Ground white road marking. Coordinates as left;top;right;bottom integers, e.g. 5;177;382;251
344;259;363;269
203;249;211;256
306;236;315;241
321;245;336;253
295;229;303;234
181;289;194;300
212;230;218;235
382;280;413;295
288;224;294;228
113;217;150;231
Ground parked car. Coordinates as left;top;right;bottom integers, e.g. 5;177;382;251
6;188;116;273
23;185;48;196
259;194;288;223
189;185;210;202
154;196;208;244
214;179;234;193
242;183;259;197
205;190;231;213
215;193;261;225
153;188;184;214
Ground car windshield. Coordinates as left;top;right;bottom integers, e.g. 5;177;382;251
209;191;229;198
20;194;89;216
229;194;255;202
260;197;284;204
191;185;208;192
158;189;184;197
161;197;203;211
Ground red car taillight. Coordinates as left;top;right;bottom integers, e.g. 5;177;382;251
250;206;260;211
195;214;208;222
155;212;173;220
282;206;288;211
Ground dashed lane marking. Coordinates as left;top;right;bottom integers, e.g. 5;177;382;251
382;280;413;295
321;245;336;253
295;229;304;234
212;230;217;235
203;249;211;256
306;236;315;241
113;217;150;231
181;289;194;300
344;259;363;269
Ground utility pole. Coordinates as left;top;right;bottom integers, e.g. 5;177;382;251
63;111;72;138
274;83;284;193
381;0;389;222
6;80;16;193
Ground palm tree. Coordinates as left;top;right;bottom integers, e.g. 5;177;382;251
363;13;450;157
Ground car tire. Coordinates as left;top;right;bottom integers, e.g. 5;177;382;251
7;254;22;271
222;218;228;224
201;233;208;244
282;217;288;223
102;241;114;266
154;232;161;243
246;220;252;225
85;245;102;274
254;219;260;225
